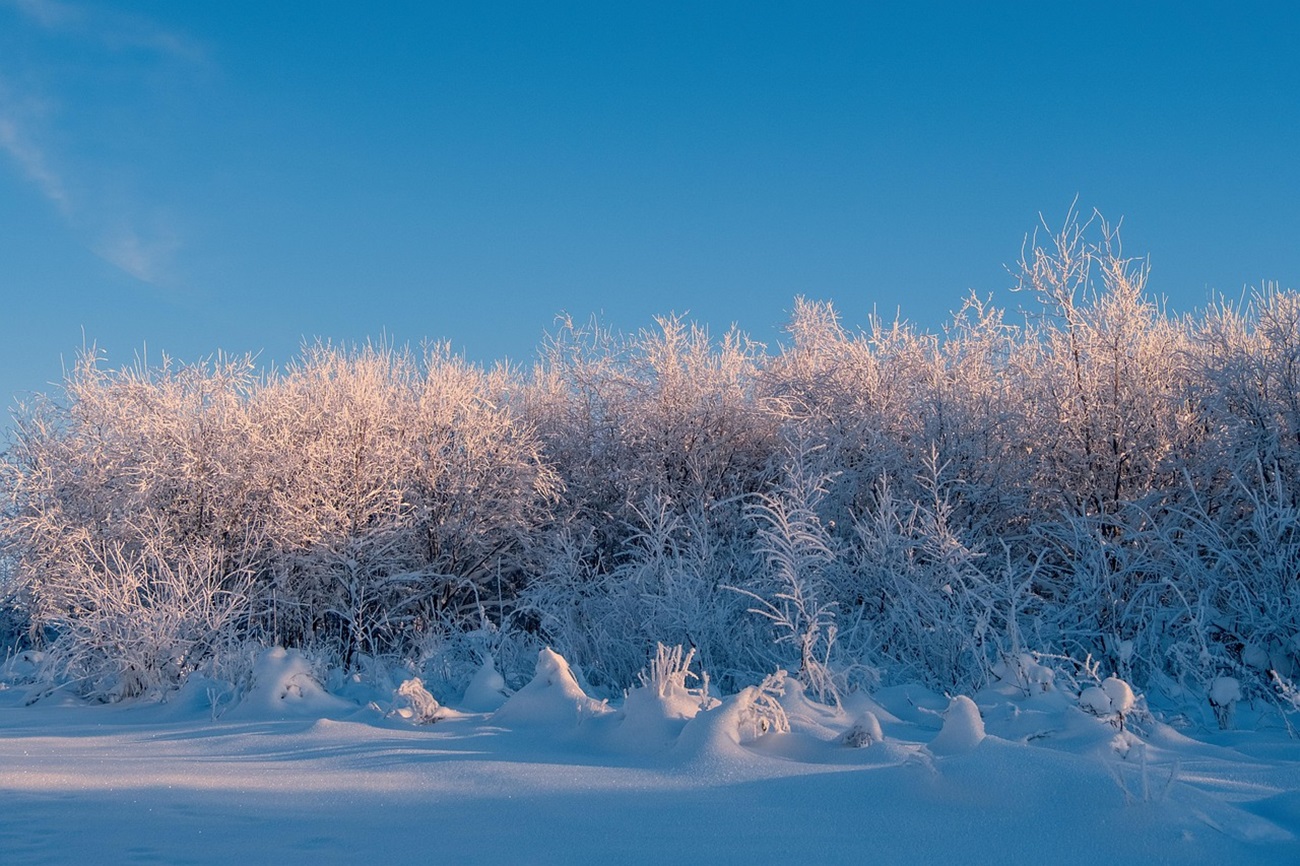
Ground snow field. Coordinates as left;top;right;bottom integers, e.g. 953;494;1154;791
1;647;1298;865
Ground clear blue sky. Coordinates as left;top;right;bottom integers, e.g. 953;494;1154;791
2;1;1299;411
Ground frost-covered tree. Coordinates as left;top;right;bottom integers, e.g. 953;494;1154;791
0;342;559;692
0;351;264;697
4;208;1300;716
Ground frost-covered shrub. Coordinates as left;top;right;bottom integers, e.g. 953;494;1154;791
733;670;791;742
246;341;560;661
34;537;252;701
729;443;846;704
614;644;718;750
413;616;540;700
840;464;999;691
637;642;711;705
840;710;884;748
3;208;1300;723
528;315;779;556
519;497;756;693
1079;676;1138;731
1208;676;1242;730
0;343;557;697
992;652;1056;695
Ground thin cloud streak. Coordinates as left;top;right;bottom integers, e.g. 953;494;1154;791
0;112;69;213
6;0;79;29
5;0;207;63
0;0;203;287
93;222;180;286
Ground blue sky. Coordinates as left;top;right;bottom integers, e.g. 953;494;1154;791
2;1;1299;411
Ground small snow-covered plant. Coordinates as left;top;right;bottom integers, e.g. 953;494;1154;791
1080;675;1138;731
638;642;710;704
1032;651;1101;698
992;652;1056;696
1267;671;1300;737
734;670;791;742
1106;742;1180;806
929;695;986;755
1270;670;1300;711
1103;676;1137;730
391;677;443;725
1208;676;1243;731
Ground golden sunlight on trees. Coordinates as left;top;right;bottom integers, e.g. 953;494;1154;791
3;212;1299;717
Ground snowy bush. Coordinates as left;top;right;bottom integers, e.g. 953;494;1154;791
1079;676;1139;731
0;343;557;697
2;208;1300;727
519;495;759;693
245;341;560;661
637;642;711;705
731;443;844;704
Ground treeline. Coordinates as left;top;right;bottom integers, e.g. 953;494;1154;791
3;211;1300;714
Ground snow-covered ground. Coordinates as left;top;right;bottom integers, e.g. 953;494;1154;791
1;649;1298;865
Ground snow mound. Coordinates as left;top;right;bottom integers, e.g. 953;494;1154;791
674;692;760;761
929;695;985;755
491;648;610;728
675;671;789;765
609;684;691;752
0;650;43;686
1243;643;1272;671
606;643;717;752
840;710;884;748
611;682;715;752
148;673;238;720
225;647;355;720
1080;685;1113;716
777;679;850;740
460;655;509;713
1101;676;1135;716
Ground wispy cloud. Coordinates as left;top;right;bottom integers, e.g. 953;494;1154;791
0;0;207;287
6;0;80;29
0;108;69;213
5;0;207;63
93;221;181;286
